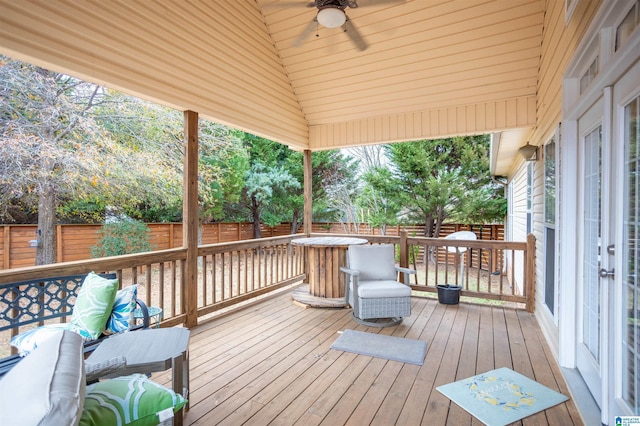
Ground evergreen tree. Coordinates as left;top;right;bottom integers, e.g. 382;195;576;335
386;135;506;237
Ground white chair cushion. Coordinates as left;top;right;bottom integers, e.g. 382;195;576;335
356;280;411;299
0;330;85;426
348;244;397;281
11;323;92;357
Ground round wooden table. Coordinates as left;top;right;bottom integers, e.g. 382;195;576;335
292;237;368;298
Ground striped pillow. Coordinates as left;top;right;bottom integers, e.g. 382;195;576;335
104;285;138;335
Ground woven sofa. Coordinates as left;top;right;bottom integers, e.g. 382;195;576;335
0;330;186;426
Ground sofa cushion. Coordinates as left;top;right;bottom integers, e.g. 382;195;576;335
105;285;138;335
10;322;92;356
71;272;119;339
348;244;397;281
356;280;412;299
0;330;85;426
80;374;187;426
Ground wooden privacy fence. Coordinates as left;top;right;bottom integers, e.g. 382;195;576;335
0;222;503;271
0;222;294;270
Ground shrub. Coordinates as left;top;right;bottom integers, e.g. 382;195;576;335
91;220;152;258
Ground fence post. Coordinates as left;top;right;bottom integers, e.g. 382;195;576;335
56;225;63;263
399;231;409;284
525;233;536;312
2;226;9;270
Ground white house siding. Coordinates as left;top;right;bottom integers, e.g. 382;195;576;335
506;0;601;361
508;164;528;295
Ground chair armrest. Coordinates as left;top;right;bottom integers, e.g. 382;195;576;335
340;267;360;277
134;298;150;329
395;266;416;286
395;266;416;275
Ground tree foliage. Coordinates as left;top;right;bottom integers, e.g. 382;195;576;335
287;149;356;233
90;219;152;258
91;92;247;223
357;166;403;234
385;135;506;237
0;56;110;264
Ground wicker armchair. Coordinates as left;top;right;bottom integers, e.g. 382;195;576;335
340;244;415;327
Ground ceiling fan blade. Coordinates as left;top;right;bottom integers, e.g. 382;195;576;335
293;18;318;47
263;1;315;8
355;0;406;6
345;17;368;51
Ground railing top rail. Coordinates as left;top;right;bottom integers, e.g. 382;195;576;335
0;247;187;285
198;234;301;255
406;236;526;250
309;233;526;249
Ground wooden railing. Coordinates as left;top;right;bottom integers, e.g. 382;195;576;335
312;232;535;311
196;235;304;318
0;236;304;355
0;232;533;356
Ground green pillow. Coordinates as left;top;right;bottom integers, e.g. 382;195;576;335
71;272;119;339
80;374;187;426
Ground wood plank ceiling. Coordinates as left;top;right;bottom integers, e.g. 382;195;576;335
0;0;543;157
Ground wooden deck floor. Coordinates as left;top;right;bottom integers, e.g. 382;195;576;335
155;290;584;426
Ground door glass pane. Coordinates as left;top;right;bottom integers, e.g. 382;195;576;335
583;126;602;361
623;95;640;412
544;140;557;313
545;140;556;225
545;228;556;312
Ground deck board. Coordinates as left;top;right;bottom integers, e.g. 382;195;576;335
152;290;584;426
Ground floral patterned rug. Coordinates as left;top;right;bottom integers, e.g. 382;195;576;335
437;367;569;426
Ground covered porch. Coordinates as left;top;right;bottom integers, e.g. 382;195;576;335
0;0;608;423
0;232;581;424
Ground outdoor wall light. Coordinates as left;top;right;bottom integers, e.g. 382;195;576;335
317;7;346;28
518;142;538;161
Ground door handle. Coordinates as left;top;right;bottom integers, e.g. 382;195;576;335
599;268;615;278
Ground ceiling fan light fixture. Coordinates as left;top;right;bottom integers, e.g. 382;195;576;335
317;7;346;28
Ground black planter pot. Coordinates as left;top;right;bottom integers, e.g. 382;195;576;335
436;284;462;305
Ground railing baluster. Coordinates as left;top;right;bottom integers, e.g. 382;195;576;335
159;262;165;313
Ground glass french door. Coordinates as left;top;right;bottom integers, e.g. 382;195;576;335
613;59;640;417
577;97;606;407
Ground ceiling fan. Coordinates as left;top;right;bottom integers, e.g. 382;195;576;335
270;0;406;51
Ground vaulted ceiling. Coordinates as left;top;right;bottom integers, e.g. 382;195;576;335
0;0;543;159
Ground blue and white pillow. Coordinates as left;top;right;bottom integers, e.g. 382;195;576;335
104;285;138;335
10;323;92;356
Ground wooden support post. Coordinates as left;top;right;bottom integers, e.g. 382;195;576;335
183;110;199;328
303;150;312;236
302;150;313;283
525;233;536;312
399;231;409;284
